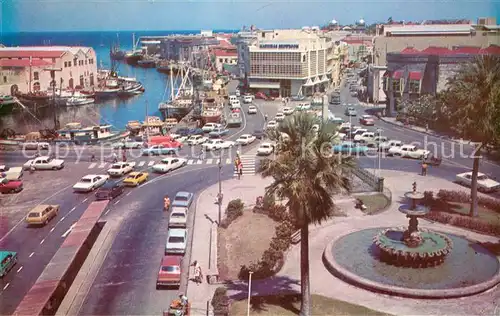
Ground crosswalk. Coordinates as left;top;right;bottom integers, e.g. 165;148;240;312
86;158;239;169
233;155;257;177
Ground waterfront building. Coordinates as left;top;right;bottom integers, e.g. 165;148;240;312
242;28;332;97
383;45;500;116
366;17;500;104
234;30;259;79
0;46;97;95
213;49;238;73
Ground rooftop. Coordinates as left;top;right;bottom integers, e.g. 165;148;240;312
0;46;93;58
396;45;500;56
213;49;237;57
383;24;474;36
0;59;54;67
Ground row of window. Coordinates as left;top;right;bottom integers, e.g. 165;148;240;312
385;78;421;94
250;52;303;62
63;58;94;68
250;64;304;77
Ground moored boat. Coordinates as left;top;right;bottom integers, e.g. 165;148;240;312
201;97;222;124
137;58;156;68
66;96;95;106
56;122;128;145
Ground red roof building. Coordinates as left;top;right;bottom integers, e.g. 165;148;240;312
213;49;237;57
0;59;54;67
0;50;65;59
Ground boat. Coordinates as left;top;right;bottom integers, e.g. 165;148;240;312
110;33;126;60
124;33;143;65
117;82;144;97
201;97;222;124
137;57;156;68
0;95;18;114
159;64;194;120
56;122;128;144
94;77;121;99
66;96;95;106
15;91;51;103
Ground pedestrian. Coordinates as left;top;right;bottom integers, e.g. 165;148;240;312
199;147;205;160
191;260;203;284
264;114;268;122
238;162;243;179
89;148;96;162
111;152;118;163
421;161;428;176
122;150;127;162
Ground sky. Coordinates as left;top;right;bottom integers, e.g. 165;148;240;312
1;0;499;33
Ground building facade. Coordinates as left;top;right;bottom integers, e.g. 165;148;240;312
383;45;500;116
0;46;98;95
213;49;238;72
234;30;259;79
242;28;332;97
157;35;220;62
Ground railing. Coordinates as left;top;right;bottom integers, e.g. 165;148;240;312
351;164;384;192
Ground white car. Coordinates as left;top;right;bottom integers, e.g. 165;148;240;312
236;134;256;145
107;162;136;177
187;135;208;145
202;139;235;151
235;90;241;97
170;134;189;143
282;107;294;115
0;165;23;180
354;132;375;143
455;172;500;193
388;145;430;159
243;95;253;103
312;124;320;132
275;112;285;122
23;156;64;170
231;100;241;109
165;228;187;254
152;157;187;173
247;105;257;114
169;207;188;228
257;143;275;156
73;174;109;192
296;103;311;111
266;120;278;129
379;139;402;151
202;123;221;133
21;141;50;150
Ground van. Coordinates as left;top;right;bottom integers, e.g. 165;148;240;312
229;95;237;104
25;204;59;226
230;99;241;109
0;251;17;278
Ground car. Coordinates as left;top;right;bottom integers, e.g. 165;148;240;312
247;105;257;114
365;136;389;148
23;156;65;170
202;123;222;133
95;181;124;200
243;95;253;103
0;165;23;180
176;127;204;136
142;144;179;156
354;132;375;143
345;107;357;116
359;115;375;126
253;129;266;140
255;92;269;100
257;143;275;156
25;204;59;226
107;162;136;177
282;107;294;115
112;140;143;149
379;139;403;151
236;134;256;145
0;251;18;278
172;191;194;208
73;174;109;192
170;134;189;143
186;135;208;146
335;132;347;141
388;145;430;159
165;228;188;255
275;112;285;122
235;90;241;97
266;120;278;130
229;95;238;104
209;128;230;138
169;206;188;228
332;142;368;155
156;256;182;289
122;172;149;187
202;139;235;151
291;95;305;101
455;172;500;193
230;100;241;109
0;178;23;194
152;158;187;173
296;103;311;111
21;141;49;150
347;128;368;139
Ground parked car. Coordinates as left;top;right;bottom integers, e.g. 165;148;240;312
209;128;230;138
296;103;311;111
23;156;64;170
332;142;368;155
257;143;275;156
354;132;375;143
275;112;285;122
21;141;49;150
152;158;187;173
169;207;188;228
165;228;188;255
0;251;17;278
25;204;59;226
123;172;149;186
142;144;179;155
107;162;136;177
236;134;256;145
253;129;266;139
0;165;23;180
379;139;403;151
202;139;235;151
176;127;204;136
455;172;500;193
0;178;23;194
73;174;109;192
95;182;124;200
186;135;208;146
359;115;375;126
266;120;278;129
282;107;294;115
156;256;182;289
170;134;189;143
202;123;222;133
247;105;257;114
365;136;388;148
172;191;194;208
345;107;357;116
388;145;430;159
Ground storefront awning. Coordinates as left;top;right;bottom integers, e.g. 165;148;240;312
321;75;329;82
313;77;321;84
393;71;403;79
249;81;280;89
409;71;422;80
303;78;314;87
382;71;389;77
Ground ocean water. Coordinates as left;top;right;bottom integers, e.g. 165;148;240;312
0;30;235;133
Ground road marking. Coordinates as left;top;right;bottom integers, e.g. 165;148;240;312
29;252;34;258
126;191;131;196
148;161;155;166
71;206;76;212
62;223;77;238
104;208;111;216
138;161;145;167
88;163;97;169
187;159;194;165
196;160;203;164
40;238;45;244
83;198;88;203
206;159;213;164
59;216;66;222
50;227;55;232
17;266;23;273
3;283;9;290
98;162;107;168
114;200;120;205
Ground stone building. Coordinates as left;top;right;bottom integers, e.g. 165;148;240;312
213;49;238;72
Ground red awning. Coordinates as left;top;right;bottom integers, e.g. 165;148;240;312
409;71;422;80
382;71;389;77
392;71;403;79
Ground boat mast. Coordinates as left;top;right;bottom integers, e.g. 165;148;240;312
132;33;136;52
169;64;174;101
145;100;149;144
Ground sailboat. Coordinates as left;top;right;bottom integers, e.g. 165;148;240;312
158;63;194;120
124;33;143;65
110;33;126;60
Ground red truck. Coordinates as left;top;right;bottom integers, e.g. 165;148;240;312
0;178;23;194
148;136;182;149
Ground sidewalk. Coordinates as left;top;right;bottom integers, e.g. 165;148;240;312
188;170;499;316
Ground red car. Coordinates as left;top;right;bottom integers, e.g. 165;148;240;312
0;178;23;194
359;115;375;126
231;108;241;113
156;256;182;289
254;92;269;100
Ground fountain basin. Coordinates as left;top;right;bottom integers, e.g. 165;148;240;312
323;228;500;298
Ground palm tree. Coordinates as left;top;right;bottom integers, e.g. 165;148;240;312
258;112;353;316
440;55;500;216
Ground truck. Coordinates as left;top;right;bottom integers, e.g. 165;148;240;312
107;162;136;177
226;112;242;127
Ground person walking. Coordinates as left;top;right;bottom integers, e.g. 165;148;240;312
111;152;118;163
89;148;96;162
237;161;243;180
122;150;127;162
191;260;203;284
421;161;428;176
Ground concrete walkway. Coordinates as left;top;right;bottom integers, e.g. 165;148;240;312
187;170;500;316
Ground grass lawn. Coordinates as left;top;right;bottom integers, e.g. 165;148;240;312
356;194;390;215
218;210;276;280
437;202;500;226
230;294;392;316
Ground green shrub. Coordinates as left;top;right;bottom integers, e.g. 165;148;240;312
220;199;244;228
435;189;500;213
425;211;500;236
211;286;229;316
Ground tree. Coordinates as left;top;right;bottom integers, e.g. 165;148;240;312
258;112;353;316
440;55;500;216
398;94;439;127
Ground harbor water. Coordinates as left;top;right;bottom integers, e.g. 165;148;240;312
0;30;233;133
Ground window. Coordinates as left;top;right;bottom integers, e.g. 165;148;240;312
391;79;401;93
409;79;420;94
219;58;223;63
3;76;6;83
33;72;39;80
64;61;67;67
68;61;72;67
85;60;87;65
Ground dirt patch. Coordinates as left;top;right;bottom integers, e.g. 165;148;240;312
218;210;276;280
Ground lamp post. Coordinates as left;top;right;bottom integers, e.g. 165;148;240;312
376;128;382;177
247;271;253;316
218;153;223;225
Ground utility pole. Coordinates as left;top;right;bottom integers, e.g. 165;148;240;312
218;153;223;225
44;67;62;130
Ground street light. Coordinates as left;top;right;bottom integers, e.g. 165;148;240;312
217;152;223;225
376;128;382;177
247;271;253;316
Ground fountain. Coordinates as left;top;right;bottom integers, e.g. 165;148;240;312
322;182;500;298
372;182;453;267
